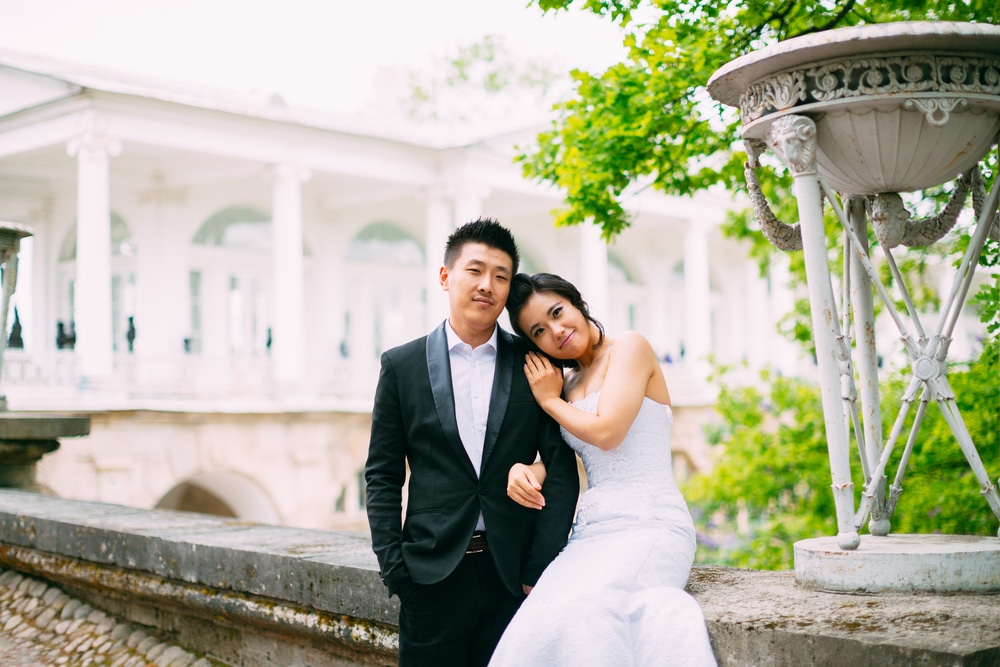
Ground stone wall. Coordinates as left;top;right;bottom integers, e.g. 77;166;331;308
35;409;375;532
0;490;396;665
0;490;997;666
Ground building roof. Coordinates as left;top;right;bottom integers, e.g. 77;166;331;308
0;48;550;149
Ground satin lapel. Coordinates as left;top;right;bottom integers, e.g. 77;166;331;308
426;323;474;474
481;327;514;469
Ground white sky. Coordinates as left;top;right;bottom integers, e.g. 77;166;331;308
0;0;627;114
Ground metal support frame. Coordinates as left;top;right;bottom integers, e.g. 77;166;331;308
768;115;1000;548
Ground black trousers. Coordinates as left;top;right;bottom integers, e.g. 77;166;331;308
398;552;521;667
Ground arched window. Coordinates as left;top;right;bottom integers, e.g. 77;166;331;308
188;207;291;356
608;252;642;334
59;212;137;260
518;250;541;276
343;222;426;361
346;222;424;265
192;206;271;251
57;212;136;352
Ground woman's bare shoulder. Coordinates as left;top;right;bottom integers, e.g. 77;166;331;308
611;331;657;357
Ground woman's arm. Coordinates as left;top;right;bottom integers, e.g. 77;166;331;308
507;462;548;510
525;332;661;451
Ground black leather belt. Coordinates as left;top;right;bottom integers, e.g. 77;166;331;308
466;532;488;554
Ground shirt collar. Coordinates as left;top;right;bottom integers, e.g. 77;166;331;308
446;320;498;352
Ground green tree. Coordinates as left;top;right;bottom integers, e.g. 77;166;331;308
683;369;837;569
520;0;997;236
404;35;561;125
515;2;1000;567
520;0;998;351
685;338;1000;570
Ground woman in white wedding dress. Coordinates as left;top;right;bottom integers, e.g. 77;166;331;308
489;273;716;667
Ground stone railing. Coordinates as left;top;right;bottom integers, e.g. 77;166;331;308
1;350;739;410
0;490;997;666
0;490;397;665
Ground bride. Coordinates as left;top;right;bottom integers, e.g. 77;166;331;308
489;273;716;666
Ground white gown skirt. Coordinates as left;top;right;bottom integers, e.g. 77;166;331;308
489;517;717;666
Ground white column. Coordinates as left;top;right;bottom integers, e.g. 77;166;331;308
683;219;712;383
201;266;229;359
9;235;32;350
847;196;890;535
772;114;859;550
769;253;799;375
648;261;671;358
352;281;377;365
424;190;452;331
745;261;771;370
134;188;187;358
271;164;311;387
310;223;342;378
579;222;609;323
67;130;120;379
27;203;52;353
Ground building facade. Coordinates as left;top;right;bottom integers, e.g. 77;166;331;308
0;51;806;530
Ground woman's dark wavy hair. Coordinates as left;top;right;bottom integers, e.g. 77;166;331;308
506;273;605;362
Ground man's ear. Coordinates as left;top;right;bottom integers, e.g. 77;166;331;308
439;265;449;291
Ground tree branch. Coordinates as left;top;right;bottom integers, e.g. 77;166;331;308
795;0;859;37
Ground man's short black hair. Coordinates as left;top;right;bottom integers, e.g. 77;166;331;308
444;217;520;273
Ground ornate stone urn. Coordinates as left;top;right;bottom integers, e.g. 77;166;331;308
708;22;1000;593
0;222;89;490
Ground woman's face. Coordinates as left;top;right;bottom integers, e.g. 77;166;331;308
516;291;589;360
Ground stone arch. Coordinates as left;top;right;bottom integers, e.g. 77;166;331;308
58;211;135;261
156;471;280;524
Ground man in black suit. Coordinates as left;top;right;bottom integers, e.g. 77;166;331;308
365;218;579;667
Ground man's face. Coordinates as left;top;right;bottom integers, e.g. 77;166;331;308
440;242;513;340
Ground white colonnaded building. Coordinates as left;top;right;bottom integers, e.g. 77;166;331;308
0;49;806;531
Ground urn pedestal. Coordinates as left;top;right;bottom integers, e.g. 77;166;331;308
0;413;90;491
708;22;1000;593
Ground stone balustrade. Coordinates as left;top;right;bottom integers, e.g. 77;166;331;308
0;490;997;666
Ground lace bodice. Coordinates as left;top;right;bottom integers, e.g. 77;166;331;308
563;391;676;487
562;391;692;533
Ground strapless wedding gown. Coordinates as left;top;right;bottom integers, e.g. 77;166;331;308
489;392;717;666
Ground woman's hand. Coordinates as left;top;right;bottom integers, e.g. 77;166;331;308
507;462;547;510
524;352;563;409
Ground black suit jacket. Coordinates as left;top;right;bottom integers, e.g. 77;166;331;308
365;322;579;598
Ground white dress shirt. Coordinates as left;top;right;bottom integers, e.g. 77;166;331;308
446;321;498;531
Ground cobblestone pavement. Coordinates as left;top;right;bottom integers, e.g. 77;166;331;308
0;567;218;667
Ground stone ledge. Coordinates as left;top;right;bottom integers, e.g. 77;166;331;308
0;489;392;623
0;413;90;440
688;566;1000;666
1;490;998;666
0;544;396;666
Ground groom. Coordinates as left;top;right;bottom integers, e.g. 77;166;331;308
365;218;579;667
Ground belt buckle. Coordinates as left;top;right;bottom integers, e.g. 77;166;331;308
466;532;487;554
